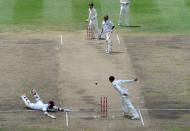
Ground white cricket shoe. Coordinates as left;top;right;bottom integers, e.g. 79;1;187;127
131;116;140;120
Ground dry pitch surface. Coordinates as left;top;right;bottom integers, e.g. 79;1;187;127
0;31;189;131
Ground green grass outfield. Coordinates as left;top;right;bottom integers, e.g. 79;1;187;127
0;0;190;33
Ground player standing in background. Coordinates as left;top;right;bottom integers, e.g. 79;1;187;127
21;89;71;119
109;76;140;120
86;2;99;39
118;0;131;27
102;15;115;54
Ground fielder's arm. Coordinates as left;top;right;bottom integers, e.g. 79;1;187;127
121;78;138;84
53;106;72;112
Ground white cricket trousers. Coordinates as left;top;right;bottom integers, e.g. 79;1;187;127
118;4;130;26
105;32;112;53
121;95;139;118
89;18;99;38
21;93;43;110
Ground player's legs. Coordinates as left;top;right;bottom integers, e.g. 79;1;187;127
118;6;125;25
31;89;41;102
125;4;130;26
91;22;96;38
93;19;99;38
121;96;129;114
21;95;33;108
125;98;140;119
105;32;112;53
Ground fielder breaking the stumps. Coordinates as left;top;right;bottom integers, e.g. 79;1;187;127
21;89;71;119
109;76;140;120
102;15;115;54
86;2;99;39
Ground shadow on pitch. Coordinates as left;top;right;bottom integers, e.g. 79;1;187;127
110;51;124;54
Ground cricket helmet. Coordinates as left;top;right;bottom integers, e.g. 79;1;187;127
89;2;94;7
109;76;115;82
104;15;109;21
48;101;55;108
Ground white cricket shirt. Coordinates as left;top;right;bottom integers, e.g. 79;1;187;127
120;0;130;6
30;101;49;112
88;8;97;21
102;20;114;33
112;79;134;96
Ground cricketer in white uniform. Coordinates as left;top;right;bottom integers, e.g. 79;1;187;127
87;3;99;39
102;15;115;53
21;89;70;119
109;76;140;120
118;0;130;26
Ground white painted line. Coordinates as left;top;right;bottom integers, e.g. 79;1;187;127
60;34;63;45
116;34;121;44
140;108;190;111
141;96;144;104
66;112;69;127
138;109;144;126
1;108;190;113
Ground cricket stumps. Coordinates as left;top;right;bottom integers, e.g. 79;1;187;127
86;25;94;39
100;96;108;118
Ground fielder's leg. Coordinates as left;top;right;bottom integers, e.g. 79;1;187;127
31;89;41;102
21;95;32;109
118;6;124;26
121;96;130;117
126;98;140;120
125;5;130;27
106;32;112;53
93;19;100;39
105;33;109;53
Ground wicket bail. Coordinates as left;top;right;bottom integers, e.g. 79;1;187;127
100;96;108;118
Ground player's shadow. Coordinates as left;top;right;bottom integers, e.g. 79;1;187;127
110;51;124;54
24;107;34;110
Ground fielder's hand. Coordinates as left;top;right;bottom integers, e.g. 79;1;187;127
31;89;37;95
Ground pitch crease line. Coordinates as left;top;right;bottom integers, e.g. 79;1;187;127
61;34;63;45
66;112;69;127
138;109;144;126
1;108;190;113
116;34;121;44
140;108;190;111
